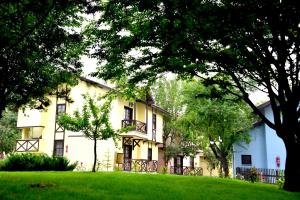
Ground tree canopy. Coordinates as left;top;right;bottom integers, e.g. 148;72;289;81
0;0;93;117
89;0;300;191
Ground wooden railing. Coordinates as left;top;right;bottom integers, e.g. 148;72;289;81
236;167;284;184
170;166;203;176
15;139;39;152
121;119;147;134
123;159;158;172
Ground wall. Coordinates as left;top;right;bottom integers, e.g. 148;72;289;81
66;136;116;171
233;124;267;170
264;106;286;169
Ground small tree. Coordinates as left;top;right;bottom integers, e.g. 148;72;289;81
58;94;118;172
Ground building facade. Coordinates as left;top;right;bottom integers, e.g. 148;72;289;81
233;102;286;175
16;77;166;172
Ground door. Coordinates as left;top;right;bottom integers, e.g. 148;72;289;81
174;156;183;175
124;107;133;120
123;145;132;171
124;107;133;127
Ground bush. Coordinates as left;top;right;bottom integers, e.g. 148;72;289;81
159;166;168;174
276;178;285;189
0;153;77;171
247;167;259;183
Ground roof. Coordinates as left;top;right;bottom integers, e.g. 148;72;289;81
256;100;271;111
80;77;112;90
251;100;271;127
80;77;169;115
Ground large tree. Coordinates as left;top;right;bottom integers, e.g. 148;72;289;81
89;0;300;191
0;0;94;118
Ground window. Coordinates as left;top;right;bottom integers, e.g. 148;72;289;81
190;156;195;168
148;148;152;161
124;107;133;120
241;155;252;165
152;114;157;130
57;104;66;115
54;140;64;157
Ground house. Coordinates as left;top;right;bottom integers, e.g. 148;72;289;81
15;77;166;172
233;101;286;176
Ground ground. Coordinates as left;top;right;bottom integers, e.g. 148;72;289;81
0;172;299;200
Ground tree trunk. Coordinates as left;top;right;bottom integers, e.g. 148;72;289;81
283;140;300;191
92;137;97;172
220;158;229;177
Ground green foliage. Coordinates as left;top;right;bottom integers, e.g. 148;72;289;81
247;167;259;183
0;0;95;117
0;108;21;153
152;78;195;163
152;78;185;116
0;153;77;171
159;166;168;174
178;81;252;177
277;178;285;190
58;94;118;141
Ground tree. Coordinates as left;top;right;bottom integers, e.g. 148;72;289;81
0;0;94;118
152;78;193;165
89;1;300;191
0;108;21;153
58;94;119;172
179;82;252;177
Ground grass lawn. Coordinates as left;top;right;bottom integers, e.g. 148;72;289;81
0;172;300;200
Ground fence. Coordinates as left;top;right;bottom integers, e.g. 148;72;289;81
236;167;284;184
170;166;203;176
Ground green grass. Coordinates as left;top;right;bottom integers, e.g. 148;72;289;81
0;172;299;200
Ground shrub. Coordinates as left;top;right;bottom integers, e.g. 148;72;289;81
276;178;285;189
0;153;77;171
159;166;168;174
247;167;259;183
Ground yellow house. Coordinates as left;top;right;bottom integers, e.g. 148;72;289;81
16;77;166;172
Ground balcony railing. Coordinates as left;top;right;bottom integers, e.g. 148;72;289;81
121;119;147;134
15;139;39;152
170;166;203;176
123;159;158;172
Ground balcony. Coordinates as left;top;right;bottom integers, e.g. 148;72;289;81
121;119;147;134
15;139;39;152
